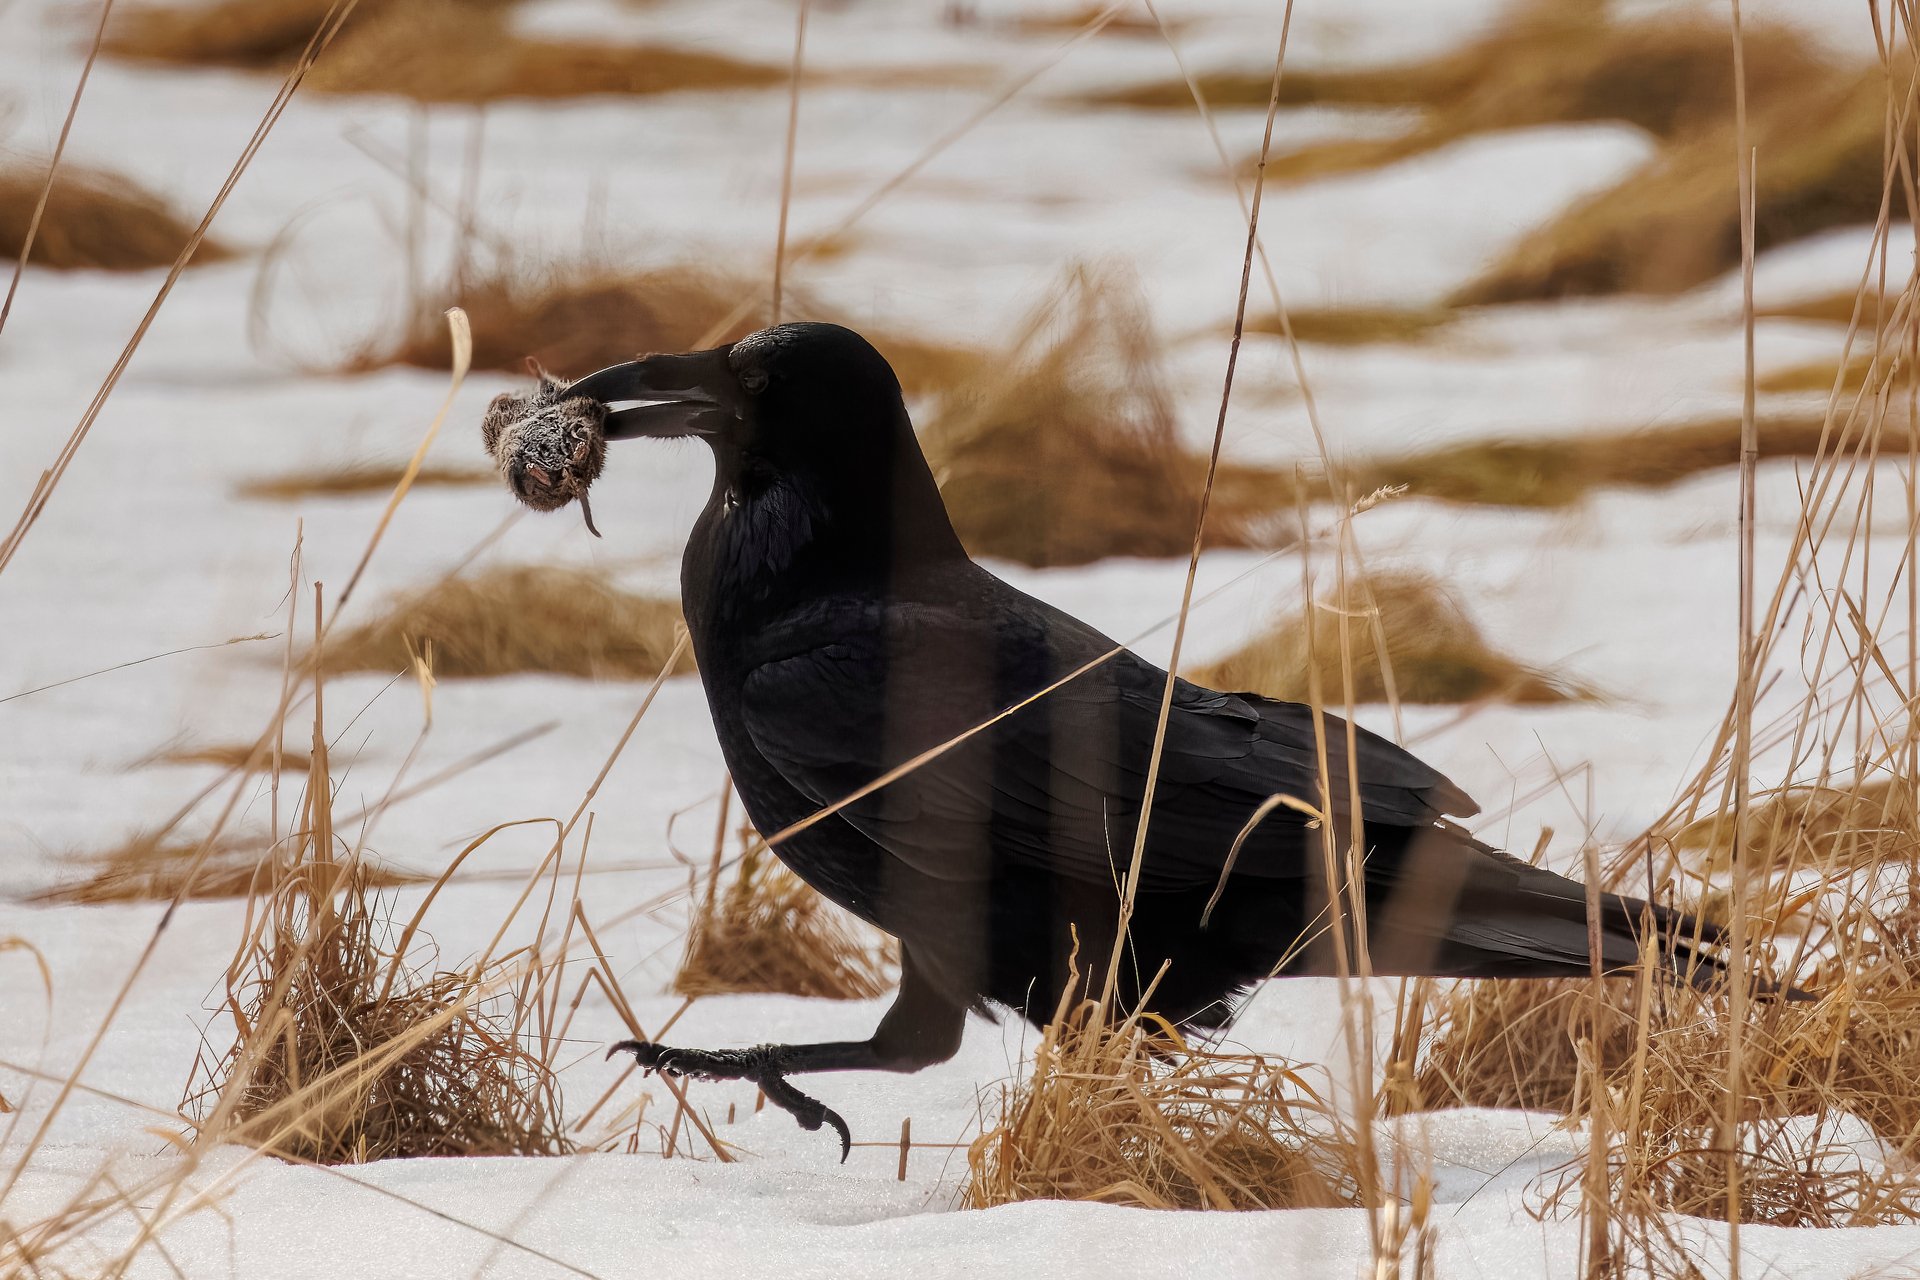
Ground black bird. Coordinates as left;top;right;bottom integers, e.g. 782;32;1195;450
563;322;1722;1159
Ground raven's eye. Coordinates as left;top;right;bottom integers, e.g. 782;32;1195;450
740;368;769;395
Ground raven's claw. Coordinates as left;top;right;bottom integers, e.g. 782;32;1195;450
609;1039;853;1163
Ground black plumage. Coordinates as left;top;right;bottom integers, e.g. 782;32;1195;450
563;322;1720;1158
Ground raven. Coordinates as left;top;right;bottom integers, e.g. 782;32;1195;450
563;321;1721;1159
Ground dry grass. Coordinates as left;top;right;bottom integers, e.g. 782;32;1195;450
1760;292;1891;325
1191;570;1590;706
1255;305;1456;346
237;462;494;500
1759;354;1874;396
105;0;783;102
1092;5;1816;145
673;843;894;1001
1328;414;1909;509
366;262;979;396
144;741;314;772
1099;4;1877;300
924;265;1287;567
1;161;227;271
966;987;1363;1211
1674;778;1920;879
321;565;692;680
1405;770;1920;1229
183;692;569;1164
29;829;420;906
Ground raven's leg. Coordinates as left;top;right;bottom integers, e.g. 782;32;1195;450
610;948;967;1161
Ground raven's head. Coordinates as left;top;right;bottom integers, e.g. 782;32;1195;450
569;322;965;579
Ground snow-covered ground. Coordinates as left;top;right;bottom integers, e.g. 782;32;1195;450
2;0;1916;1275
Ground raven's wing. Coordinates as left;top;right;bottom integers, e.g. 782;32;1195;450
739;603;1478;892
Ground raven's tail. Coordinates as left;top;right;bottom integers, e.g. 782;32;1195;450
1357;824;1809;998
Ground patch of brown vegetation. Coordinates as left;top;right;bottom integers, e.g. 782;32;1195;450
367;262;980;397
1100;5;1879;300
29;831;419;905
183;682;568;1164
1;161;226;271
1191;570;1587;706
322;565;692;680
1759;292;1890;325
150;743;314;772
1009;6;1185;38
673;844;894;1001
1456;60;1886;303
1256;305;1455;346
1758;354;1873;396
1327;414;1910;509
105;0;783;102
237;462;494;501
924;265;1288;567
1404;778;1920;1229
967;986;1363;1210
1408;903;1920;1227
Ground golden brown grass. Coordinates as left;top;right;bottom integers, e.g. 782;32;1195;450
1413;907;1920;1228
1191;570;1589;706
966;987;1363;1211
237;461;494;500
1674;778;1920;879
924;265;1287;567
1760;292;1891;325
1093;6;1817;144
105;0;784;102
29;829;421;906
673;845;894;1001
182;687;569;1164
1405;770;1920;1228
1100;4;1877;300
1;161;227;271
142;742;314;772
1456;62;1886;302
366;261;980;396
1326;414;1910;510
321;565;692;680
1759;354;1874;396
1255;305;1456;346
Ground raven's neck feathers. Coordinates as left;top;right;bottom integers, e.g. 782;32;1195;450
684;424;967;633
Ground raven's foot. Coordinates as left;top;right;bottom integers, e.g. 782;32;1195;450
608;1040;852;1162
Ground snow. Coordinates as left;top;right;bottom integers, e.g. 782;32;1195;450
2;0;1918;1273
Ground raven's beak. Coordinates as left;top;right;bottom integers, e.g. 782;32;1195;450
568;348;738;441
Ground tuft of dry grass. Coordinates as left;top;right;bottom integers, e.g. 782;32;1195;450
237;462;494;501
1;161;227;271
1092;5;1818;151
105;0;783;102
1676;778;1920;880
1254;305;1456;346
1760;292;1890;325
1327;414;1911;509
966;986;1363;1211
183;684;569;1164
1455;61;1886;303
1759;354;1874;396
1191;570;1590;706
366;261;980;396
1101;4;1876;300
321;565;692;681
139;741;314;773
1405;775;1920;1228
673;843;895;1001
30;830;420;906
924;265;1288;567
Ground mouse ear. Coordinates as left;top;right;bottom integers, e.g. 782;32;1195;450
524;356;558;386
